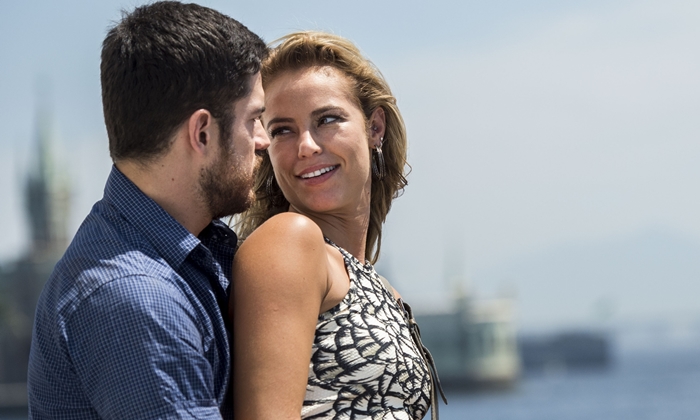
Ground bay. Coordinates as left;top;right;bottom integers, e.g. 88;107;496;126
437;348;700;420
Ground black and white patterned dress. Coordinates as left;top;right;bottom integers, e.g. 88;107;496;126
301;239;431;419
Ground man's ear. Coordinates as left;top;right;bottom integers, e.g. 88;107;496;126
187;109;215;156
368;107;386;148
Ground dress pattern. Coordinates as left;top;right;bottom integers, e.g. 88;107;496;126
301;239;431;420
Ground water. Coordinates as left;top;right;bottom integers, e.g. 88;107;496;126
2;348;698;419
439;348;700;420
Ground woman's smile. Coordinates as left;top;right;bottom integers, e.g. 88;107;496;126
299;164;339;180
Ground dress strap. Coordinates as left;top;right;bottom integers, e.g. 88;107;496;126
378;275;448;419
323;236;338;248
323;237;369;268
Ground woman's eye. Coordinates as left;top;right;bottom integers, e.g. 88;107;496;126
318;115;340;126
269;127;290;138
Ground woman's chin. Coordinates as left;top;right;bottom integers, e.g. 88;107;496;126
292;198;348;216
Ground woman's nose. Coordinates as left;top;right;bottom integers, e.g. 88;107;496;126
298;130;321;158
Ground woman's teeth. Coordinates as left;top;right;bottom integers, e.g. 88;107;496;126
301;166;336;179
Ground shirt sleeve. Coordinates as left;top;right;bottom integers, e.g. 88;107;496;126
64;275;223;419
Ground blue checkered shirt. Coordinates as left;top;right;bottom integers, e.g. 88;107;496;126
28;166;236;419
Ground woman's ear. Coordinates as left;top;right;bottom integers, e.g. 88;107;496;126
368;107;386;148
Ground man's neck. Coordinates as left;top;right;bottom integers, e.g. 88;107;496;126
116;158;211;236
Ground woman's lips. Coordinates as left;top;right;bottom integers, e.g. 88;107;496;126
299;165;339;179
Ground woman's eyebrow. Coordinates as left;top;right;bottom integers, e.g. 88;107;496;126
310;106;343;118
265;106;344;129
265;117;294;129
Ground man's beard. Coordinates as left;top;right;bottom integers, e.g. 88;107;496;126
199;148;261;220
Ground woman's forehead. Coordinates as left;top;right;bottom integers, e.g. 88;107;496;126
265;66;358;108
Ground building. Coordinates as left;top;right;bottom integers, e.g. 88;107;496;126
0;103;70;409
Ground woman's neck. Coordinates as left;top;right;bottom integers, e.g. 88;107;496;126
288;206;370;262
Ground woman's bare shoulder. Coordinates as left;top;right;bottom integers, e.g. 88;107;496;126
240;212;324;252
234;213;328;287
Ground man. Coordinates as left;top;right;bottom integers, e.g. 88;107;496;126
27;2;268;418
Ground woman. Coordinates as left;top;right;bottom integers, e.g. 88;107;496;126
231;31;440;420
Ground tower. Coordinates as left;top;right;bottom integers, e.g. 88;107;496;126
0;86;71;394
24;87;71;260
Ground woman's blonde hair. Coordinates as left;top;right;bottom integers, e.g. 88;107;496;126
236;31;408;264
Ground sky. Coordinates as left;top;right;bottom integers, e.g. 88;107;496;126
1;0;699;335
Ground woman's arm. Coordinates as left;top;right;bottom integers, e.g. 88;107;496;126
230;212;329;420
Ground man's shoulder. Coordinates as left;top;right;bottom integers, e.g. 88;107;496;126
63;200;165;276
42;199;182;318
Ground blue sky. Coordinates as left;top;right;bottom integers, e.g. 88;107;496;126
1;0;699;332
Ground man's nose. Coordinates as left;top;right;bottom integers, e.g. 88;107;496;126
254;119;269;150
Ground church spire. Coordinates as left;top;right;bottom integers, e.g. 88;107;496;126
24;81;70;258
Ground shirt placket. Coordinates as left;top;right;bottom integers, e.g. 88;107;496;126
188;245;230;328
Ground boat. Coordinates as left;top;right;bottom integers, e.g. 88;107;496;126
415;293;521;390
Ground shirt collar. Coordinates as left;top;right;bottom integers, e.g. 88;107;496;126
199;219;238;281
103;165;201;271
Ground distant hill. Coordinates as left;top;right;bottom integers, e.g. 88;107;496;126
473;229;700;332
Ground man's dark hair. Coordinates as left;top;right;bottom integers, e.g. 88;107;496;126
101;1;267;162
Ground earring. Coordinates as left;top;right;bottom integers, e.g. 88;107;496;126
372;137;386;180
